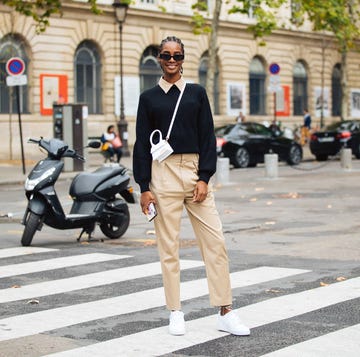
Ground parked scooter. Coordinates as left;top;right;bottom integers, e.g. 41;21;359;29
21;137;136;246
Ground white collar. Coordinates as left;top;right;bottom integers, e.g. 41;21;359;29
159;76;186;93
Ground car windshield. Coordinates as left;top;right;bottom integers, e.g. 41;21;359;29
215;125;235;135
326;121;360;131
215;123;272;136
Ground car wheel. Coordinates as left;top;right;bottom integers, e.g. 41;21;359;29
287;145;302;165
232;147;250;168
315;154;328;161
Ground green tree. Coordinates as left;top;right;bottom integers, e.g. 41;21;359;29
0;0;132;33
191;0;286;111
293;0;360;119
193;0;360;119
191;0;222;114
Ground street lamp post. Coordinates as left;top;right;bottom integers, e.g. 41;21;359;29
112;0;129;156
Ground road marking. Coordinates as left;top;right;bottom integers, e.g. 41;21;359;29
0;266;308;341
261;323;360;356
0;253;130;278
44;277;360;356
0;247;58;259
0;260;204;303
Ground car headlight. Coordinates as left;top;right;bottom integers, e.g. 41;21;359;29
24;167;56;191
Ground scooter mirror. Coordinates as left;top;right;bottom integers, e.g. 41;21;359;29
88;141;101;149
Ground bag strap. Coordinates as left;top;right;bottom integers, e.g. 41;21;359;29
165;83;186;141
150;129;162;146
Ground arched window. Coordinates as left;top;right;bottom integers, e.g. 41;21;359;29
74;41;102;114
199;52;220;114
139;46;162;93
293;61;308;115
331;64;341;116
249;57;266;115
0;34;29;114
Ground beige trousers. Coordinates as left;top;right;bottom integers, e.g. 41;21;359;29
150;154;232;310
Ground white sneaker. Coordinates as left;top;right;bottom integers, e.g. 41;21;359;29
169;310;186;336
217;310;250;336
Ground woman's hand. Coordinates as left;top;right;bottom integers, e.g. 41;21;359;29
193;181;208;203
140;191;156;214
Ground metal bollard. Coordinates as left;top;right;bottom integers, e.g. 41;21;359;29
265;153;278;178
217;157;230;185
340;148;352;170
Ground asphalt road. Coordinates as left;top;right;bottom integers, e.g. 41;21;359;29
0;158;359;356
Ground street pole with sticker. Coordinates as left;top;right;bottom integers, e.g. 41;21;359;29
6;57;27;174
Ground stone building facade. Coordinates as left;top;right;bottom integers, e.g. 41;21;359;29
0;0;358;161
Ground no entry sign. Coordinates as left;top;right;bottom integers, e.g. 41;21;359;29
6;57;25;76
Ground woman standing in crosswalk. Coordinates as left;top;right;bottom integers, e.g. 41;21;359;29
133;36;250;337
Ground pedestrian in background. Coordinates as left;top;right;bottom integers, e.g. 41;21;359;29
301;108;312;145
236;111;246;123
100;125;123;163
133;35;250;337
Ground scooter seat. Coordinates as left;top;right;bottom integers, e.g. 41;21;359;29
69;166;127;197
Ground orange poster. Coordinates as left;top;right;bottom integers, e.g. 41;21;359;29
40;74;68;115
276;85;290;117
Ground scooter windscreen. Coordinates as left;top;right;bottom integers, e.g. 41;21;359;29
39;138;69;158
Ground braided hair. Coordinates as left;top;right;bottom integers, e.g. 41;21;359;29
158;36;185;74
159;36;185;55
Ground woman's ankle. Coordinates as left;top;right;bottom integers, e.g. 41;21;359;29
220;305;232;316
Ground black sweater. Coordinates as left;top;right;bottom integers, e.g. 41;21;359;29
133;83;217;193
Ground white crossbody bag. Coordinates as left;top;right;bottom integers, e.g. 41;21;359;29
150;84;186;162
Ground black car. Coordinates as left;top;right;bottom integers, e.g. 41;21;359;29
310;120;360;161
215;122;303;168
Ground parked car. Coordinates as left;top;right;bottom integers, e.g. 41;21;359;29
310;120;360;161
215;122;303;168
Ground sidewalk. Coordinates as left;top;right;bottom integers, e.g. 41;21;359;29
0;145;313;186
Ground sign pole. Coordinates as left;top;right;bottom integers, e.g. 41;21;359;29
6;57;27;175
269;63;281;127
274;92;277;124
16;85;26;174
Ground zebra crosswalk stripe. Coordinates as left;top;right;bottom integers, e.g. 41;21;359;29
0;266;308;342
0;260;204;303
43;277;360;357
0;247;58;259
261;323;360;356
0;253;130;278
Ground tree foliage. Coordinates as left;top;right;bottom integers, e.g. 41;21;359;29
293;0;360;119
192;0;360;118
295;0;360;50
1;0;110;33
229;0;286;41
2;0;59;32
3;0;360;118
192;0;360;47
192;0;287;43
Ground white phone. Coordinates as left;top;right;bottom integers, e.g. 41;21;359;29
146;202;157;222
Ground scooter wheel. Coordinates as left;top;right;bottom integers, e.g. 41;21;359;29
21;212;42;246
100;206;130;239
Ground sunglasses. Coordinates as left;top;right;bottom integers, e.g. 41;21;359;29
159;53;184;61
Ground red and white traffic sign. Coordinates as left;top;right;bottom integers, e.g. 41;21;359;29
6;57;25;76
269;63;280;75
